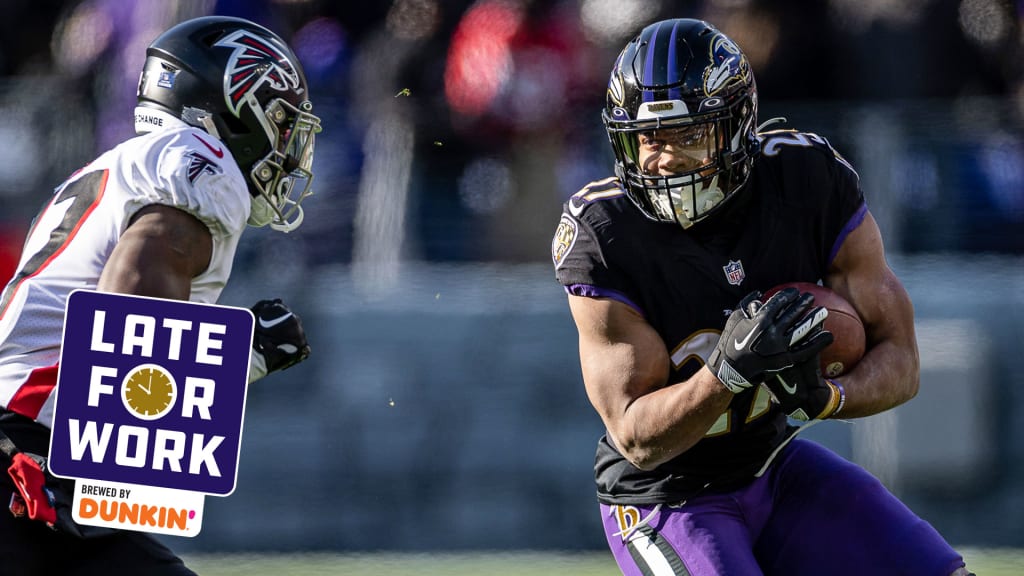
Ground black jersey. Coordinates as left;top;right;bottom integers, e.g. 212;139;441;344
552;131;867;505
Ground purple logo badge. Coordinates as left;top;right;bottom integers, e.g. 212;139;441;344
48;290;254;496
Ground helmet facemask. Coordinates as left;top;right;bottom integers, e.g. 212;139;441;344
239;97;321;232
606;101;755;228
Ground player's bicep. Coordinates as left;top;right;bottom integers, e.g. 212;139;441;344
826;211;914;348
568;294;669;431
98;204;212;300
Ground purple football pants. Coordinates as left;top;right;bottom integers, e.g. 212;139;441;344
600;439;964;576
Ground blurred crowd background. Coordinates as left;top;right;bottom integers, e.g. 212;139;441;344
0;0;1022;558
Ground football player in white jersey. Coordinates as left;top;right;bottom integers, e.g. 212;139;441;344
0;16;320;575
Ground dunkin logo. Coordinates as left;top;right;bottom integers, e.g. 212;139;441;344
72;479;205;537
78;497;193;530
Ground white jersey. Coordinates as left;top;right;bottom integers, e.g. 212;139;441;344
0;126;251;428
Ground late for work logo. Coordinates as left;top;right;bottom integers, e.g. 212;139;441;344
47;290;254;535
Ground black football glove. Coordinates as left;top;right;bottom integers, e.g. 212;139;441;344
763;350;843;421
249;299;311;382
707;288;833;394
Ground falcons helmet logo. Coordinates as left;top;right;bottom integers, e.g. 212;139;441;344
215;30;304;116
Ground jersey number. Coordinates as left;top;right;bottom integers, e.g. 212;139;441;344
761;131;827;156
0;170;108;318
670;331;772;437
761;130;859;175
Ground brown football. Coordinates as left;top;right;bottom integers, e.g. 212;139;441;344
766;282;866;378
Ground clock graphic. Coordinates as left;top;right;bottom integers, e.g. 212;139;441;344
121;363;177;420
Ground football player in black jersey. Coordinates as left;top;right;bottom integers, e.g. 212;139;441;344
552;19;970;576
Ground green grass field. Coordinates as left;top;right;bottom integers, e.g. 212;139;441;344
181;548;1024;575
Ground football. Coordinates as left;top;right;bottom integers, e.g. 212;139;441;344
766;282;866;378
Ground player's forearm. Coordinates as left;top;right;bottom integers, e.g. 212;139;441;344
832;337;919;418
612;368;733;470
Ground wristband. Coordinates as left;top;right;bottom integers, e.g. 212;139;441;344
248;351;267;384
826;378;846;417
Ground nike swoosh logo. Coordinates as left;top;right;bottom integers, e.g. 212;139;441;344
568;197;586;217
194;134;224;158
776;373;798;395
733;325;759;351
258;312;293;329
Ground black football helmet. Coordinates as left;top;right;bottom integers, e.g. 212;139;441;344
603;19;759;229
135;16;321;232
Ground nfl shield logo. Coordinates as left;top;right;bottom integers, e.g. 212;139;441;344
723;260;745;286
